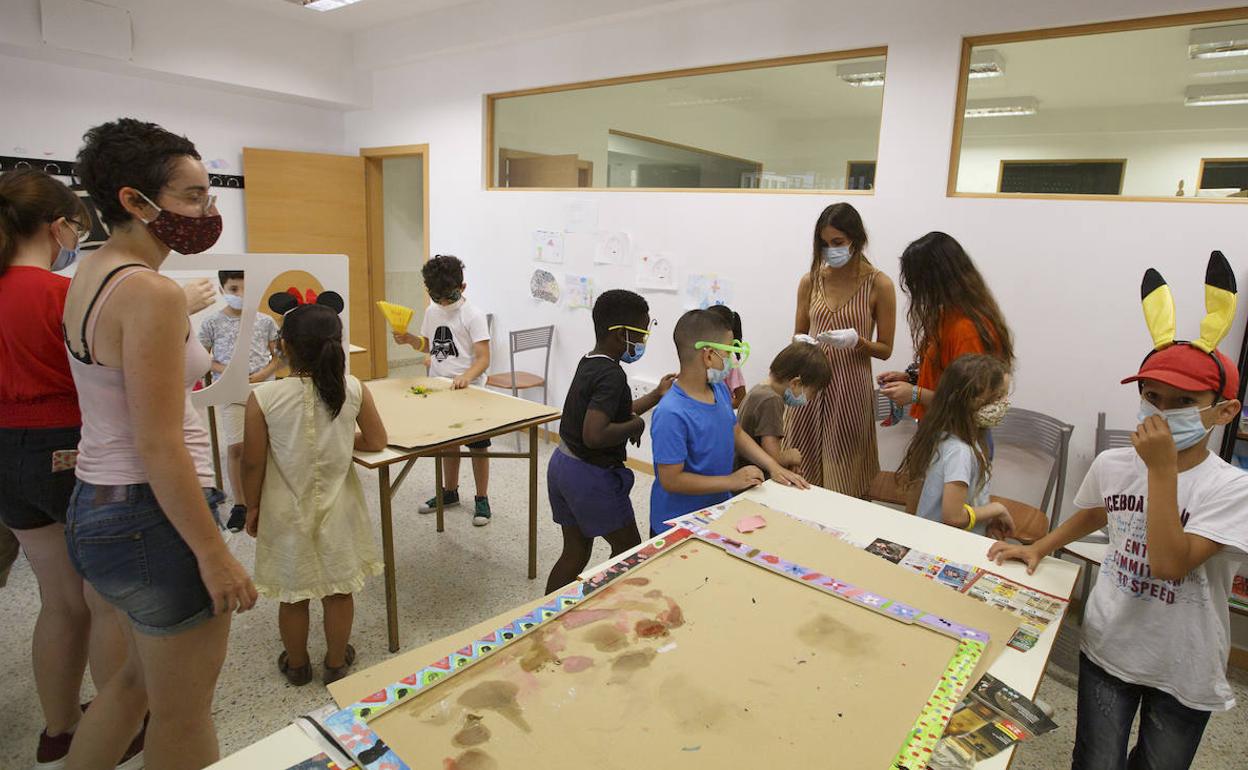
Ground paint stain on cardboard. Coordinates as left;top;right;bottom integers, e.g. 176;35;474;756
622;577;650;586
610;649;657;682
635;618;668;638
644;589;663;598
584;624;629;653
458;681;531;732
452;714;491;747
659;674;727;729
443;749;498;770
797;614;870;656
562;655;594;673
560;608;615;630
658;598;685;629
518;639;559;673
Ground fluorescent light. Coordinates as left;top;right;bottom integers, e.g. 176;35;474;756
837;60;886;87
1189;23;1248;59
1185;82;1248;106
297;0;364;11
964;97;1038;118
968;49;1005;79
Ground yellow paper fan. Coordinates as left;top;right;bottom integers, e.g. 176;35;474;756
376;300;414;334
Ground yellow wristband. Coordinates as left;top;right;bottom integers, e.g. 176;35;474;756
962;504;977;531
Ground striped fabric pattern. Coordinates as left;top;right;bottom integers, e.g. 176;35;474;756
785;269;879;496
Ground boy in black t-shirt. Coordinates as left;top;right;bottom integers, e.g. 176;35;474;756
545;290;673;593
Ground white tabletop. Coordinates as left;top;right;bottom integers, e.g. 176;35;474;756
213;481;1080;770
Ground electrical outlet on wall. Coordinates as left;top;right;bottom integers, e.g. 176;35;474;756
629;377;658;401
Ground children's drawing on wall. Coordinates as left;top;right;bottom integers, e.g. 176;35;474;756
682;273;734;310
635;251;678;292
564;274;594;310
530;269;561;304
533;229;565;264
595;231;630;265
563;199;599;233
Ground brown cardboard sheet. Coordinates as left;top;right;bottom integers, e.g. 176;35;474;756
330;506;1018;769
368;376;559;449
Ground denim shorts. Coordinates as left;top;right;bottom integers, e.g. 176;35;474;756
66;481;225;636
0;426;81;530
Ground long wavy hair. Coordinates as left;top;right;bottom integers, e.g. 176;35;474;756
899;231;1014;367
809;202;870;282
896;354;1009;494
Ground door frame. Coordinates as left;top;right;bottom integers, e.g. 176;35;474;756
360;143;430;379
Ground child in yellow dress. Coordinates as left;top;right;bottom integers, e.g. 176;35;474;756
241;295;388;686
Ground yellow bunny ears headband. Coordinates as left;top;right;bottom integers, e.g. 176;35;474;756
1140;251;1237;354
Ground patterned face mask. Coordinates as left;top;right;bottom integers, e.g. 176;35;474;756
975;398;1010;428
136;190;222;255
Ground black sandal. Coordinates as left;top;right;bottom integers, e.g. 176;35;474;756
278;651;313;686
323;644;356;685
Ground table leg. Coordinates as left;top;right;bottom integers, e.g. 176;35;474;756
528;425;538;580
379;464;400;653
435;455;445;533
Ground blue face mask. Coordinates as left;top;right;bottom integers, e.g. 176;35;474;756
620;333;646;364
1138;400;1215;451
707;359;729;385
223;294;244;310
783;387;808;407
822;245;851;268
51;245;79;272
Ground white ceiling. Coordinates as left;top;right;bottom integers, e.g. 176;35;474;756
223;0;478;31
968;20;1248;109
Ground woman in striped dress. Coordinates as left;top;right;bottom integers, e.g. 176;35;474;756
787;203;896;496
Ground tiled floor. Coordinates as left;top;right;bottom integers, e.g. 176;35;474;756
1;438;1245;768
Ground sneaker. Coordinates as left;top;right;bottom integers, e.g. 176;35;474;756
418;489;460;514
473;497;492;527
35;728;72;769
225;504;247;533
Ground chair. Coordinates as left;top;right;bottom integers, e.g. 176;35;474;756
1095;411;1135;455
987;406;1074;544
867;390;918;510
485;325;554;449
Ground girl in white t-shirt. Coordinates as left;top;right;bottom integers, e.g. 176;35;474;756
896;354;1015;539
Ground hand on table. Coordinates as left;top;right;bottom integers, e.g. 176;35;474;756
986;540;1043;575
730;465;765;492
452;375;470;389
770;465;810;490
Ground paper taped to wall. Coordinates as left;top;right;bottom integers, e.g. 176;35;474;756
682;273;734;309
564;274;594;310
533;229;565;264
596;231;630;265
636;251;678;292
530;269;561;304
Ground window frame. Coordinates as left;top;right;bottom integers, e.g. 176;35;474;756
948;7;1248;204
485;46;888;194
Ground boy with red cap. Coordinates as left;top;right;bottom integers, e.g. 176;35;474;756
991;252;1248;770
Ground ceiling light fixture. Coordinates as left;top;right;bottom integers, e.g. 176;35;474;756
1184;82;1248;106
968;49;1005;79
1189;23;1248;59
287;0;365;11
964;96;1038;118
836;60;886;88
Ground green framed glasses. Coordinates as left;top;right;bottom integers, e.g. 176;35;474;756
695;339;751;368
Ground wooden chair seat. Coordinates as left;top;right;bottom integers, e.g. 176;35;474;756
990;495;1049;544
485;371;545;390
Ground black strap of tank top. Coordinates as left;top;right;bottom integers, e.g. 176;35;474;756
63;263;149;365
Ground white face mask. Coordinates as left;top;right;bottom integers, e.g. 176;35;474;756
223;294;244;310
822;245;851;268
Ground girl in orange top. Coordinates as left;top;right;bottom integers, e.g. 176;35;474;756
879;231;1013;419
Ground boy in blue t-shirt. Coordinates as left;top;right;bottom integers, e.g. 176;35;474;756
649;309;809;535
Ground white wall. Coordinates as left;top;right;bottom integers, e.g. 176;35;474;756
0;0;362;108
345;0;1248;507
0;50;347;254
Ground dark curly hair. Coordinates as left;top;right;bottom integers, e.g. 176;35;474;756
422;254;465;299
592;289;649;341
76;118;200;227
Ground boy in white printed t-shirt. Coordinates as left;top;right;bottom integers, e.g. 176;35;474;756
991;254;1248;770
199;270;281;532
393;255;495;525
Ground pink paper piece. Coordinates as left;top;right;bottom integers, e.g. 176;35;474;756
735;515;767;534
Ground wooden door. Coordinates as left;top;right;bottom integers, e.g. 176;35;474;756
243;148;375;378
499;148;579;187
